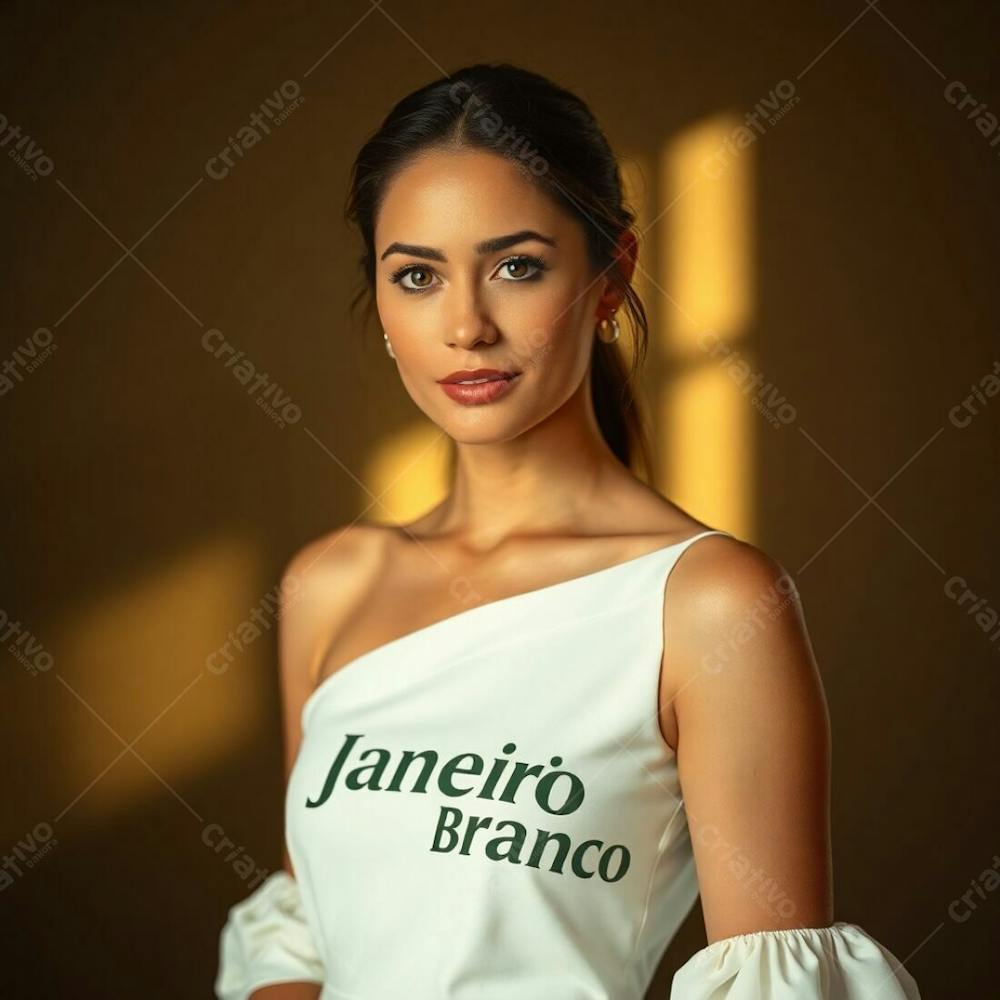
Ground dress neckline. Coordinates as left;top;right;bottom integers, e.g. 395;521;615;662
300;528;731;730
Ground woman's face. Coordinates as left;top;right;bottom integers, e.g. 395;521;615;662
373;148;613;444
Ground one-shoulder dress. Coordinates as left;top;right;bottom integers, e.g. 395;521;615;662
215;529;922;999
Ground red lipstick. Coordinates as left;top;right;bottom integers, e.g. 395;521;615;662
437;368;522;406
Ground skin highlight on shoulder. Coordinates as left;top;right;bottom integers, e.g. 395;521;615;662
280;523;391;688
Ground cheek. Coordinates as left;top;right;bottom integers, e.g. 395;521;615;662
375;287;410;341
377;292;437;367
375;294;442;409
506;289;594;380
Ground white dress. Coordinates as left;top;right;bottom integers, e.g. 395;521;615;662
215;530;921;999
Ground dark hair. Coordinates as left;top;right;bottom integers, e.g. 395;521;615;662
344;62;653;480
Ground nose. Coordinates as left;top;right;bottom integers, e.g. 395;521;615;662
443;278;499;351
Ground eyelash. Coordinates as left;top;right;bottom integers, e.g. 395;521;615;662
388;254;549;294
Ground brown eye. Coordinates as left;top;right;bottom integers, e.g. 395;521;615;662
390;266;439;293
496;255;547;282
402;268;434;289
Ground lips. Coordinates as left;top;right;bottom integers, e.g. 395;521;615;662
437;368;523;406
438;368;520;384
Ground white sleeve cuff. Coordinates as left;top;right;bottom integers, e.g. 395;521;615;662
670;921;921;999
215;869;325;1000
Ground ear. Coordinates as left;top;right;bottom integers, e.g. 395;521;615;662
614;228;639;286
597;229;639;315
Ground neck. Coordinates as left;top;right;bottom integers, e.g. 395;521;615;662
430;379;633;548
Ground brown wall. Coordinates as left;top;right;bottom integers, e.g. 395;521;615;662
2;1;997;995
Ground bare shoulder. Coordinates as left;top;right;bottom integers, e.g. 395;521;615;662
673;532;794;609
278;522;389;688
281;521;384;591
660;533;818;703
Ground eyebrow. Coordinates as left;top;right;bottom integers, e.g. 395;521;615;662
379;229;557;263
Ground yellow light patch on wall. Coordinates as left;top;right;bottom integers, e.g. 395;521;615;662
655;113;756;537
360;422;451;524
51;536;267;823
659;113;754;355
660;364;753;538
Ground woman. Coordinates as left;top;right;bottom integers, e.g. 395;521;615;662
216;63;921;999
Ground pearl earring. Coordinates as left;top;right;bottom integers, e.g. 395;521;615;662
383;332;396;359
595;313;620;343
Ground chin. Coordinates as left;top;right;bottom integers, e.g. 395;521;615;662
433;409;534;446
442;422;525;446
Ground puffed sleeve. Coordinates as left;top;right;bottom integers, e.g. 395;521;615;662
670;921;921;999
215;869;326;999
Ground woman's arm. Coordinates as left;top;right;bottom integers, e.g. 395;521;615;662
250;983;321;1000
663;536;834;942
220;534;356;1000
660;537;920;997
247;536;355;1000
